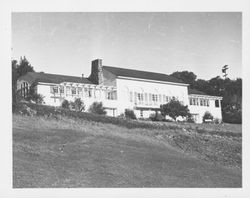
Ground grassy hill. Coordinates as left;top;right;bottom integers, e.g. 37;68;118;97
13;108;242;188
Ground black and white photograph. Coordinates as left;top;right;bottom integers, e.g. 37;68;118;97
11;11;242;188
1;0;250;197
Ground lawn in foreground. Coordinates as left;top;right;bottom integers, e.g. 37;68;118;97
13;114;241;187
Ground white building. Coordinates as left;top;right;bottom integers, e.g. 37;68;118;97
17;59;222;123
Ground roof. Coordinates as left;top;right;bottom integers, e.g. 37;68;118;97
188;88;207;95
18;72;93;85
188;88;222;98
103;66;186;84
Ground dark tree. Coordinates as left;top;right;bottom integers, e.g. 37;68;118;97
12;56;35;104
16;56;34;77
26;83;44;104
12;60;18;103
170;71;197;88
160;100;190;121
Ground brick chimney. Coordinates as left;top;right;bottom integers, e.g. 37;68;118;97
89;59;103;85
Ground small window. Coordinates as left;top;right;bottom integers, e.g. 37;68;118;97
215;100;220;108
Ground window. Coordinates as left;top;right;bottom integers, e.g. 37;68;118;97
145;93;148;105
129;91;133;102
159;94;162;103
152;94;158;103
149;93;152;105
77;87;82;95
107;91;116;100
215;100;220;108
137;93;143;104
66;86;70;95
51;86;58;94
71;87;76;95
59;86;64;94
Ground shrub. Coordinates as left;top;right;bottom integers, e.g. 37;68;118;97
213;118;221;124
203;111;213;123
73;98;85;112
124;109;137;120
61;99;70;109
88;102;106;115
186;113;195;123
149;112;165;121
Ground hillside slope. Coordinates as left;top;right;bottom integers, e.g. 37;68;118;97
13;114;241;187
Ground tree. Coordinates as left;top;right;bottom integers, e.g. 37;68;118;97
25;83;44;104
88;102;106;115
12;60;18;103
160;99;190;121
16;56;34;77
12;56;35;104
170;71;197;88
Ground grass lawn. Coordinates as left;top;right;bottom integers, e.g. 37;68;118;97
13;114;242;188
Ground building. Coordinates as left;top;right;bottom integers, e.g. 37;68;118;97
17;59;223;123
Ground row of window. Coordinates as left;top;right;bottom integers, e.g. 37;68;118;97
50;85;117;100
189;97;220;108
130;91;181;106
189;98;210;106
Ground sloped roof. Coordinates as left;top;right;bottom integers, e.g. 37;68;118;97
18;72;93;84
188;88;207;95
103;66;186;84
188;88;222;98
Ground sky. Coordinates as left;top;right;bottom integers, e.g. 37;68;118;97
11;12;242;80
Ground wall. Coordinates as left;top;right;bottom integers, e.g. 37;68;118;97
188;96;222;123
116;78;189;116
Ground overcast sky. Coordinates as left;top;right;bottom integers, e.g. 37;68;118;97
12;12;242;80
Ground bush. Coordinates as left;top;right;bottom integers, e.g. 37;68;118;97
124;109;137;120
186;114;195;123
88;102;106;115
203;111;213;123
61;99;70;109
149;112;165;121
73;98;85;112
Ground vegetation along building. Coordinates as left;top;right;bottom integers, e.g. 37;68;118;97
17;59;223;123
